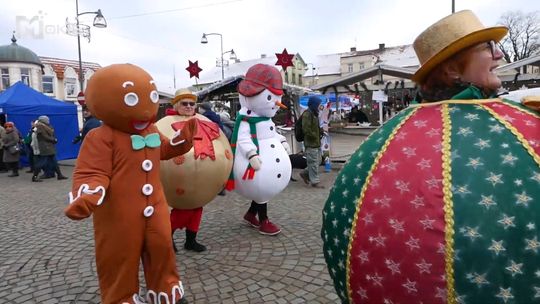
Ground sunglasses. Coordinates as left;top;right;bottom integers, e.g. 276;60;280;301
181;102;196;107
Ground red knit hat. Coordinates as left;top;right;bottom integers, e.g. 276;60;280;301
238;64;283;97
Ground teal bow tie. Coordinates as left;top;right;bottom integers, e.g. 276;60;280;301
131;133;161;150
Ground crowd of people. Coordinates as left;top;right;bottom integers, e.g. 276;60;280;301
0;116;68;181
0;104;105;182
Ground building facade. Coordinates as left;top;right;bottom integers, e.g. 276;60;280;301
304;43;419;89
0;36;101;103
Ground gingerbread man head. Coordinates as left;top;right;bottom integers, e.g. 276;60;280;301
86;64;160;134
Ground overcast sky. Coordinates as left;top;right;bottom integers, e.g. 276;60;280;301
1;0;538;93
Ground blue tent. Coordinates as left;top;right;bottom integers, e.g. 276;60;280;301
299;94;353;110
0;82;80;161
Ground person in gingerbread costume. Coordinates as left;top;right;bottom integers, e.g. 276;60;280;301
64;64;196;304
156;88;232;252
226;63;292;235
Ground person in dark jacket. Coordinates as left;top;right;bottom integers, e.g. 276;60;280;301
81;106;102;141
198;102;223;129
0;123;7;173
299;96;324;188
2;122;21;177
73;106;102;144
33;115;67;181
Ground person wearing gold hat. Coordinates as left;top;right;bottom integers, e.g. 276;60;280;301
321;10;540;304
412;10;507;100
156;88;233;252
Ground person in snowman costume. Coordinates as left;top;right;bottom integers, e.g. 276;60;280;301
226;64;292;235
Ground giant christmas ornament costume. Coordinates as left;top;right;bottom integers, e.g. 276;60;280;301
64;64;196;304
156;88;232;252
227;63;292;235
321;11;540;304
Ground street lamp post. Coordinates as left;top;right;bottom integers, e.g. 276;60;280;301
305;63;317;87
201;33;226;80
66;0;106;93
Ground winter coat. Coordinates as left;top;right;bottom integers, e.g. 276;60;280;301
2;128;20;163
35;122;57;156
81;116;102;141
0;126;5;149
302;109;321;148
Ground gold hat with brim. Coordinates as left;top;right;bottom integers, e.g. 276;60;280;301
171;88;197;105
412;10;508;84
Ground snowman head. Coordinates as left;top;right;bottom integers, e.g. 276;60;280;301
238;64;286;117
239;89;285;117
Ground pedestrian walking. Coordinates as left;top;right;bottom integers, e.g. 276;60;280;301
1;122;21;177
34;115;67;180
0;123;7;173
299;96;324;188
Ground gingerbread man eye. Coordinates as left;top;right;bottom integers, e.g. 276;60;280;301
124;92;139;106
150;90;159;103
267;95;272;101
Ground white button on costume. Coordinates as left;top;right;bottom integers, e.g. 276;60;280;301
142;184;153;196
143;206;154;217
142;159;153;172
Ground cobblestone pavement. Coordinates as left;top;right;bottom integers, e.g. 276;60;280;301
0;141;368;304
0;133;365;304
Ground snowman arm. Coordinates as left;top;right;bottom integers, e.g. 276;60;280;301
236;122;257;157
247;150;262;170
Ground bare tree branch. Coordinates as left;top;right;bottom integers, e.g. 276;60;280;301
497;10;540;63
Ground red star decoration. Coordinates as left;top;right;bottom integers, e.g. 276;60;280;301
275;48;295;70
186;60;202;79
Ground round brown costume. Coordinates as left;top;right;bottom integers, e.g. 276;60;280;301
156;113;232;210
64;64;196;304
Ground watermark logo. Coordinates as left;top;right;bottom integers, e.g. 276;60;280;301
15;11;66;39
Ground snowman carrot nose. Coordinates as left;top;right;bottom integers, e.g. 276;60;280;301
275;101;287;109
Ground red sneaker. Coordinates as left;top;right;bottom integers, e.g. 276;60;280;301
259;219;281;236
243;212;260;228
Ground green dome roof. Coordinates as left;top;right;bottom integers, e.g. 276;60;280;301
0;35;42;66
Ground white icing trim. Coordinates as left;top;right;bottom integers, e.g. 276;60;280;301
158;292;169;304
172;281;184;303
146;281;184;304
129;293;146;304
147;291;157;304
170;130;185;146
68;183;106;205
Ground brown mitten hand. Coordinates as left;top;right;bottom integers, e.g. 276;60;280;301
64;184;106;220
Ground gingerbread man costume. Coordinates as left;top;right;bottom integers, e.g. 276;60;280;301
64;64;196;304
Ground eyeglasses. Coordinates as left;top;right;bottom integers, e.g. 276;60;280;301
181;102;196;107
486;40;502;59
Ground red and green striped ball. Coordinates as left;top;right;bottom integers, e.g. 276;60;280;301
321;98;540;304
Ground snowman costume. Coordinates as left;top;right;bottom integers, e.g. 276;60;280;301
226;64;292;235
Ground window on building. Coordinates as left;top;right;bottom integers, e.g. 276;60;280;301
1;68;9;91
284;72;289;83
298;75;302;85
21;68;30;85
348;63;353;73
65;78;77;97
359;63;365;70
42;76;54;94
291;73;296;85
